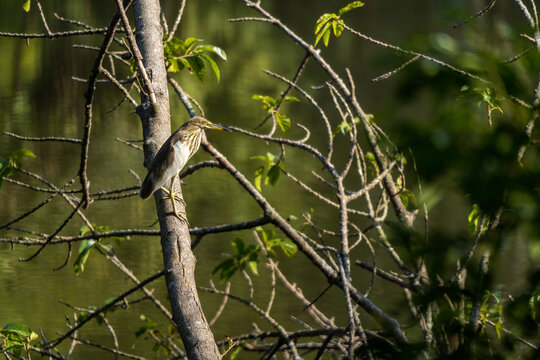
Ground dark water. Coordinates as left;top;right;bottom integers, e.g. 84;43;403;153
0;1;532;358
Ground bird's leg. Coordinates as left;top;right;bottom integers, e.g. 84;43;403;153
160;174;189;225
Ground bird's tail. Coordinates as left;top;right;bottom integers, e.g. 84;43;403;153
139;173;155;199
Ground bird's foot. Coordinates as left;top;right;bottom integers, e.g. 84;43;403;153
160;187;189;225
169;209;190;226
160;187;187;206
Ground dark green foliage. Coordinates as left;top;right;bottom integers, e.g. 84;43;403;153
163;36;226;82
0;323;38;358
212;228;297;283
0;150;35;190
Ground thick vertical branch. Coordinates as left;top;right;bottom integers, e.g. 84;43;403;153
132;1;220;359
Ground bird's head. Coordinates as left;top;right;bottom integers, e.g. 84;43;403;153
185;116;231;132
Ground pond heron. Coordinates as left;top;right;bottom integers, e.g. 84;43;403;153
139;116;230;221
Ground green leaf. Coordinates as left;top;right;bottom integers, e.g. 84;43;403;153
266;237;297;257
338;1;364;16
468;204;481;236
0;149;36;190
184;37;199;52
254;166;265;191
248;260;258;275
1;323;38;342
322;27;331;46
529;290;540;321
186;56;205;81
315;13;334;35
168;37;186;53
275;112;291;133
197;44;227;61
10;149;36;160
199;53;221;82
252;94;277;110
167;58;181;73
73;239;96;275
399;189;417;211
333;120;351;137
332;20;344;37
267;165;281;186
211;258;237;283
315;22;332;47
251;155;272;164
364;152;379;176
96;241;114;254
178;57;191;70
231;237;245;255
229;344;243;359
494;319;503;339
283;96;299;103
22;0;31;12
277;238;297;257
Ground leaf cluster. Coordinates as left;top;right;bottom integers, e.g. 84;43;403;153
0;323;39;359
212;228;297;283
0;149;35;190
251;152;285;191
314;1;364;47
163;36;227;82
73;224;127;275
252;94;299;133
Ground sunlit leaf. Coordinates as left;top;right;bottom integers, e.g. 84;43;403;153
252;94;277;110
399;189;417;210
229;343;243;359
10;149;36;160
73;239;96;275
275;112;291;133
1;323;38;342
168;37;185;53
22;0;31;12
494;319;503;339
254;166;265;191
248;260;258;275
283;96;299;103
338;1;364;16
333;120;351;137
274;238;297;257
199;53;221;82
315;22;332;47
315;13;334;35
468;204;481;236
364;152;379;176
184;37;199;52
322;26;331;46
332;20;344;37
197;44;227;61
167;58;181;73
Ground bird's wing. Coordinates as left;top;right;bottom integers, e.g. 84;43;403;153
139;134;176;199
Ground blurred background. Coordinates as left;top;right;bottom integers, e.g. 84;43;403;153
1;0;539;358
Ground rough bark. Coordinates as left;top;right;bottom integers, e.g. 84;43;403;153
132;1;220;358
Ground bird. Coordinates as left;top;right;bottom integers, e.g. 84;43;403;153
139;116;230;220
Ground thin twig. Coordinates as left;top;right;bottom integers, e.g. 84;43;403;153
453;0;498;28
166;0;187;42
115;0;157;106
47;270;165;348
3;131;82;144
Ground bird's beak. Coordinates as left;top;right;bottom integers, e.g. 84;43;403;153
207;122;231;132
